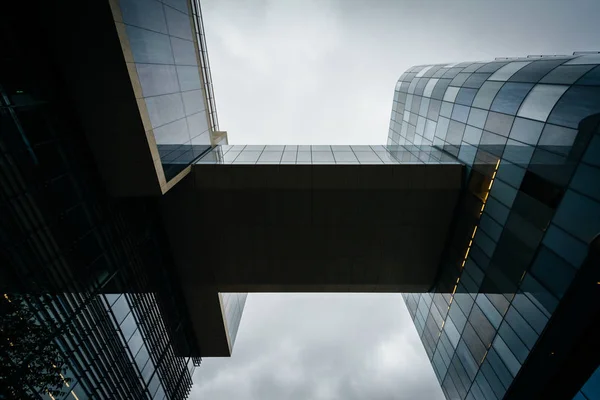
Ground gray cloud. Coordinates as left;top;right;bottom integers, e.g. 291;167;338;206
191;294;444;400
201;0;600;145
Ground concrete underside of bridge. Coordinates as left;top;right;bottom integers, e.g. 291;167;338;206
161;163;464;356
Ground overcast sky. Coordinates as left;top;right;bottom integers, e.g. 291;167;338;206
191;294;444;400
191;0;600;399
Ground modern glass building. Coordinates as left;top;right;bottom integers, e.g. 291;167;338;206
2;0;600;398
391;54;600;399
1;0;210;398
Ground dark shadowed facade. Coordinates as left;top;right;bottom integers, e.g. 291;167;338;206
1;0;600;399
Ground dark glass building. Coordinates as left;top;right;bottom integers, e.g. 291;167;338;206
391;54;600;399
1;0;210;398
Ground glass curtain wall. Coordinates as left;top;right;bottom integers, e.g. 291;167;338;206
391;53;600;400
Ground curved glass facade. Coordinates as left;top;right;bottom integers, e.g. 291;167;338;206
393;53;600;399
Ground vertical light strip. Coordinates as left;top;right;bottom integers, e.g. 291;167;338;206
444;158;501;329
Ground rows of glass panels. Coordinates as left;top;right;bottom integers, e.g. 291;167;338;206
103;293;197;400
395;53;600;400
35;293;147;400
104;294;170;400
196;144;460;165
113;0;213;179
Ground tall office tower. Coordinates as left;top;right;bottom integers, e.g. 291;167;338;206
390;54;600;399
1;0;219;398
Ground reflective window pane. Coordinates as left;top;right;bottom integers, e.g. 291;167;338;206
120;0;168;34
444;87;460;103
490;83;533;115
427;99;442;121
553;189;600;243
492;336;521;377
467;108;488;129
176;66;202;91
463;126;482;145
565;54;600;65
530;247;576;299
182;89;205;116
164;0;189;13
136;64;179;97
484;112;514;137
126;26;174;64
517;84;569;122
498;322;528;364
164;6;193;40
145;93;185;128
416;65;434;77
508;59;566;83
447;121;466;144
577;64;600;85
258;152;282;162
432;79;452;100
442;67;463;79
440;101;453;118
547;86;600;128
120;313;137;341
456;88;478;106
509;117;543;145
419;97;430;117
476;62;509;74
450;73;471;87
111;295;129;324
135;344;150;372
472;81;504;110
489;61;531;81
504;306;538;349
153;116;189;145
539;65;594;84
423;78;439;98
334;152;358;162
463;73;491;89
415;78;429;96
408;78;419;94
451;105;470;123
543;224;588;269
476;294;502;329
571;163;600;203
511;294;548;335
469;305;496;345
171;36;198;65
463;63;485;73
538;124;577;155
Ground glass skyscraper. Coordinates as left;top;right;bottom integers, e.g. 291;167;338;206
1;0;210;398
391;54;600;399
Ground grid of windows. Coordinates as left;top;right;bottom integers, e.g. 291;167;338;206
197;144;460;165
111;0;215;180
1;28;198;399
394;53;600;400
